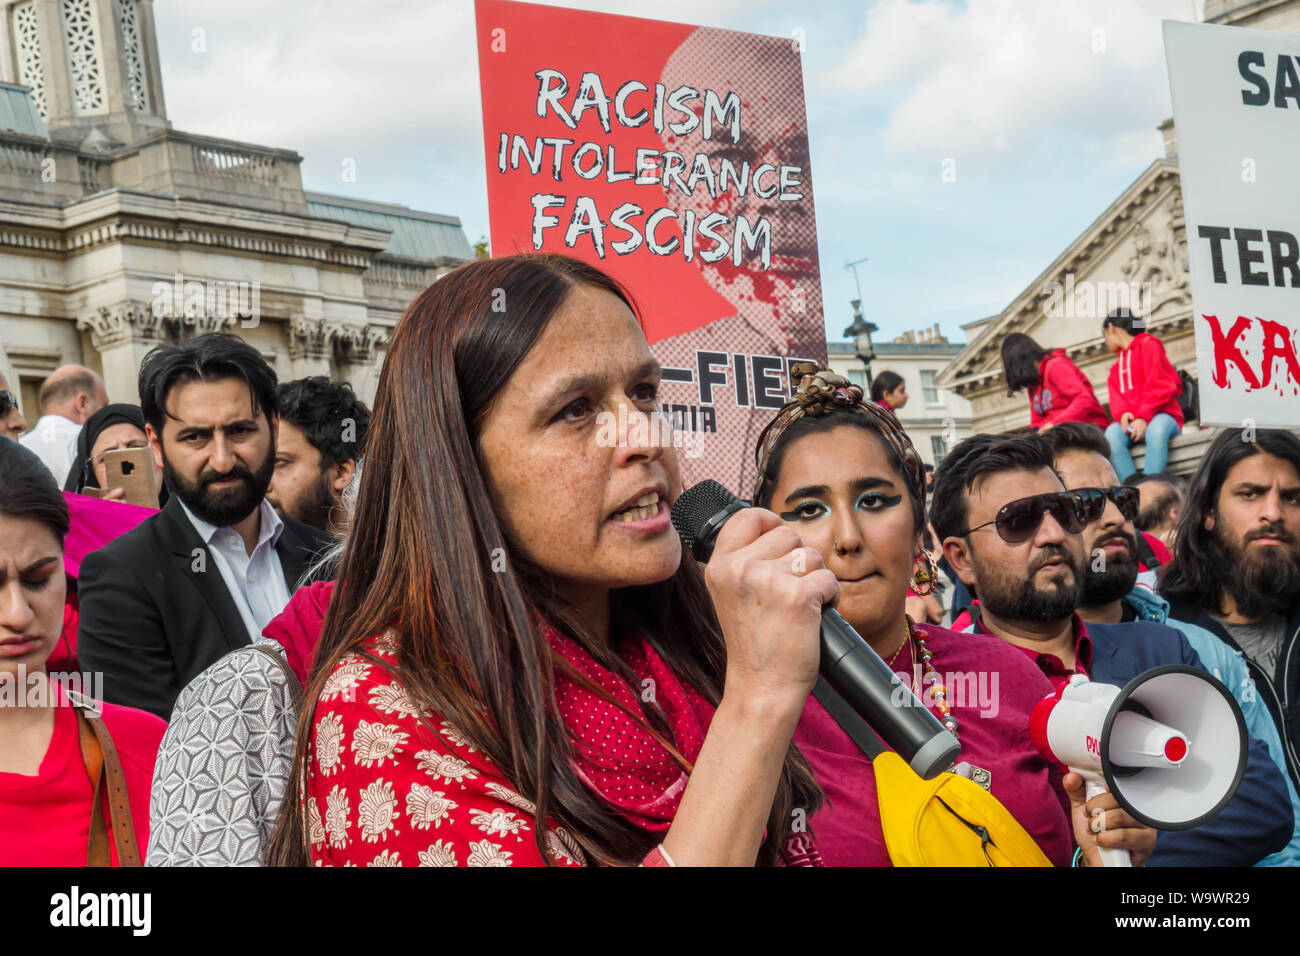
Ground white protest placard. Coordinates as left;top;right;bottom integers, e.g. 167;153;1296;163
1163;19;1300;427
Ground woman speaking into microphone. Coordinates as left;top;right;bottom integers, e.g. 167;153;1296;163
266;253;832;867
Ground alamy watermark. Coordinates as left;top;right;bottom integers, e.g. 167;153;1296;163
595;403;706;460
1041;273;1150;322
889;668;1000;719
151;273;260;328
0;666;102;707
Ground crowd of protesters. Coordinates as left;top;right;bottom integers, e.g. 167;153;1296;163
0;253;1297;868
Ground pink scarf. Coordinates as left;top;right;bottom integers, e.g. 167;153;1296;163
546;627;820;866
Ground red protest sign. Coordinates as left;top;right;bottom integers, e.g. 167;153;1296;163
476;0;826;495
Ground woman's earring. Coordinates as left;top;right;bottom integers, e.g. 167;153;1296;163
911;550;939;595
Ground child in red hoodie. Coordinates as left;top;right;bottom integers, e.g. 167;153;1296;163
1103;309;1183;480
1000;333;1110;432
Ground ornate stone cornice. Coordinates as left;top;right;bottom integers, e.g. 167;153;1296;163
288;315;331;360
331;322;390;363
76;300;166;349
288;317;391;363
76;299;238;349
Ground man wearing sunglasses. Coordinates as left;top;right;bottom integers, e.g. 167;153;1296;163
931;431;1293;866
1045;422;1300;866
0;370;28;440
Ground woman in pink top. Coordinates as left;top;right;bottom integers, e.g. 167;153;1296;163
752;364;1154;866
0;440;166;866
1002;333;1110;432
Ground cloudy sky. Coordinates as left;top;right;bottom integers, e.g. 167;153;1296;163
152;0;1206;346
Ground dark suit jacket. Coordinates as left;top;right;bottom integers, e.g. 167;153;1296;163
1087;620;1293;867
77;497;333;719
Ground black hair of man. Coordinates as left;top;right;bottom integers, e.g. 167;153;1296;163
276;376;371;469
138;333;278;435
1038;421;1112;460
929;431;1058;544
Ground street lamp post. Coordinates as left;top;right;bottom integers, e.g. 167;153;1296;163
843;299;878;392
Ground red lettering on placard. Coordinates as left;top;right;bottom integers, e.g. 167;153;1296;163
1086;735;1100;756
1203;314;1260;389
1259;318;1300;390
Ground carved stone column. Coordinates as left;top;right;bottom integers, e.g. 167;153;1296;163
331;322;389;399
76;300;166;404
287;315;332;379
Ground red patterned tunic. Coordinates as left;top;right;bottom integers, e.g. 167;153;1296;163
304;631;587;867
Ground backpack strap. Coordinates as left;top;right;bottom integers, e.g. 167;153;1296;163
812;677;885;760
246;642;303;709
71;697;141;867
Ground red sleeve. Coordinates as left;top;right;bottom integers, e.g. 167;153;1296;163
1141;532;1172;568
263;579;335;685
304;640;585;868
1133;338;1182;423
1042;356;1101;426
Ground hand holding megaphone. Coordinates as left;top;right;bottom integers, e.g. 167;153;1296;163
1031;666;1249;867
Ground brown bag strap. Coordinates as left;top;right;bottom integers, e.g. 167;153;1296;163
75;709;110;867
72;697;141;868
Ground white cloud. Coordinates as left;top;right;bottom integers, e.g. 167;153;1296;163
822;0;1196;167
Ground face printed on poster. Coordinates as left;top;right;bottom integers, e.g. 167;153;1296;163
477;0;827;495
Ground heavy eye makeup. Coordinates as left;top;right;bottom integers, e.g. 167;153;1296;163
779;491;902;522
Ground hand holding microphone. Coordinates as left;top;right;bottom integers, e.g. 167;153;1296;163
699;501;838;713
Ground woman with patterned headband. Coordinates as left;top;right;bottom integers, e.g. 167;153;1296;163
756;364;1155;866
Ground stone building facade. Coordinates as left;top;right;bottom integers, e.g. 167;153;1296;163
826;334;973;467
936;0;1299;474
0;0;471;417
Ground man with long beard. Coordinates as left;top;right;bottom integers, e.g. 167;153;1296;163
1044;422;1300;866
931;431;1292;866
1162;428;1300;798
77;334;333;718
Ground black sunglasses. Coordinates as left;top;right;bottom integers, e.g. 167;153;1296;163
960;491;1088;544
1070;486;1141;524
0;391;16;416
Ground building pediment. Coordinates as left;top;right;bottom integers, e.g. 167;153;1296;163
938;159;1191;397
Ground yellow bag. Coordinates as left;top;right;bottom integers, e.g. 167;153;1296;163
813;678;1053;867
871;750;1053;867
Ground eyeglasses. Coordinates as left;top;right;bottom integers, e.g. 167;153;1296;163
960;491;1087;543
1070;486;1141;524
0;391;17;416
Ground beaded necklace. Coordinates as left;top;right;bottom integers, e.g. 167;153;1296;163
897;619;958;739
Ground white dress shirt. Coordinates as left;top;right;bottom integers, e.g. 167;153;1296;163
179;497;293;643
20;414;81;485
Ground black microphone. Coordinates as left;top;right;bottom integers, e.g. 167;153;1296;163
672;480;961;779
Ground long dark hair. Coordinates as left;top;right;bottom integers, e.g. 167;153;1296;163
1160;428;1300;613
0;439;69;544
265;253;821;867
1001;333;1049;395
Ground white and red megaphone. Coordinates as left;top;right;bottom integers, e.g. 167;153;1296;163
1029;665;1248;867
